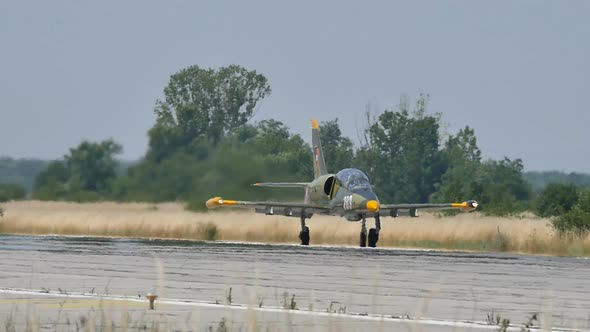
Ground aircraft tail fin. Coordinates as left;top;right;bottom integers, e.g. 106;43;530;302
311;119;328;179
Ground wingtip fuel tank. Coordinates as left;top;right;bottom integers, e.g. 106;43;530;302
206;197;239;208
451;200;479;211
205;197;222;209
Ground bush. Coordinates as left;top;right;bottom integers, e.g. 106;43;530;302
553;189;590;236
535;183;578;217
0;183;26;202
198;222;218;240
553;210;590;236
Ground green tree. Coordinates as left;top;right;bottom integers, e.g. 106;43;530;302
319;119;354;173
473;158;531;215
33;161;69;200
113;152;202;202
247;120;292;155
116;120;313;207
357;95;445;203
148;65;271;161
33;140;122;201
432;126;481;203
534;183;579;218
244;120;312;179
65;140;123;193
0;183;26;202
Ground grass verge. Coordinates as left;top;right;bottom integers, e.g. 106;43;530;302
1;201;588;256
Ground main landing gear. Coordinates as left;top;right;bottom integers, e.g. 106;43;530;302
359;214;381;248
299;215;310;245
360;218;367;247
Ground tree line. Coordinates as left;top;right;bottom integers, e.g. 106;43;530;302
1;64;588;234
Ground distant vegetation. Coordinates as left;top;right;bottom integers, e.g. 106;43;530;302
0;157;48;193
524;171;590;193
0;183;26;202
1;64;589;236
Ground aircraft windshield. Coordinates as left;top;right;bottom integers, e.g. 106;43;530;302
336;168;371;190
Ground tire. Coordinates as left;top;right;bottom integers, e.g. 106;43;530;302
368;228;378;247
299;226;310;245
360;231;367;247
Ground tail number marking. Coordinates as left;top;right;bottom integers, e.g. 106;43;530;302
343;195;353;210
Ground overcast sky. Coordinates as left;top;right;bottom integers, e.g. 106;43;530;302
1;1;588;172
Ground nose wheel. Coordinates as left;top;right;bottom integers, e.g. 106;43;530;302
364;214;380;248
368;228;378;247
299;215;310;245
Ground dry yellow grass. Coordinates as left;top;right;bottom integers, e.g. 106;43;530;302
0;201;588;256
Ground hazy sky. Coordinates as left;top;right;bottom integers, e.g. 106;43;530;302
1;1;589;172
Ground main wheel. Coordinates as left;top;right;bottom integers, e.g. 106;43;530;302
368;228;379;247
360;231;367;247
299;226;310;245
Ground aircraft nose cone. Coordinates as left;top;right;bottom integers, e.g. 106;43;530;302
366;200;380;212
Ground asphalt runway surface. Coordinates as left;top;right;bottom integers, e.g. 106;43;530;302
0;234;588;331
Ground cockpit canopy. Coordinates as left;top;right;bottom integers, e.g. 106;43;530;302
335;168;371;190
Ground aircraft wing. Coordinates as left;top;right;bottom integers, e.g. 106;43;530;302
252;182;310;188
379;200;478;217
205;196;330;217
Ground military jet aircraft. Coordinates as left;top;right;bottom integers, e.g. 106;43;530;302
206;119;478;247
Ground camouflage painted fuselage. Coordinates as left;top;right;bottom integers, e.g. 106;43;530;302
306;168;379;221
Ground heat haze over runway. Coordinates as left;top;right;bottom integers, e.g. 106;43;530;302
0;235;588;330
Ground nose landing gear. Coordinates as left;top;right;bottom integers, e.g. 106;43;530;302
360;214;381;248
368;213;380;247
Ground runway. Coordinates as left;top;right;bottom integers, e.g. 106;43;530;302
0;234;588;331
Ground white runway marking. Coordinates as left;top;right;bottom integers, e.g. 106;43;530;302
0;288;577;331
